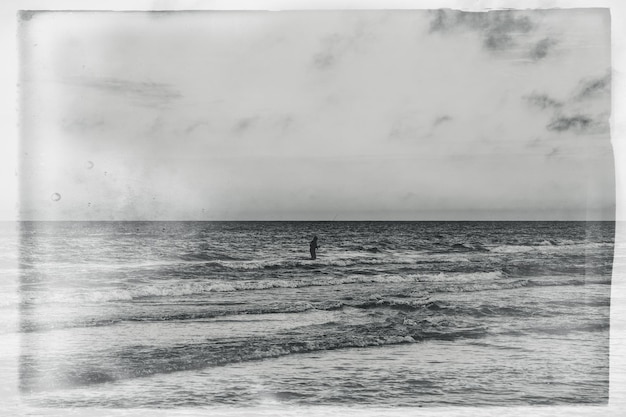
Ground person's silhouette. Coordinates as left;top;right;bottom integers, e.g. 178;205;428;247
310;236;319;260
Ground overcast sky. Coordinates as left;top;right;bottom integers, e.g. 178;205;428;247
19;9;613;220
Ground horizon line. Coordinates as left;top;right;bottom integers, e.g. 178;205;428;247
3;219;617;222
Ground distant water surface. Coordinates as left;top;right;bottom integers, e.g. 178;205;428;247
11;221;614;407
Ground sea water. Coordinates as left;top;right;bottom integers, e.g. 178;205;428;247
4;221;614;408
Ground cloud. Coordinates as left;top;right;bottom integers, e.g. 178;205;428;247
311;17;377;70
523;72;611;135
232;117;258;134
524;93;563;109
388;114;452;141
546;147;560;159
575;72;611;100
197;114;297;140
528;37;558;61
429;10;562;62
184;121;210;135
549;113;610;135
429;10;534;52
546;114;594;133
312;51;337;70
312;34;343;70
433;115;452;127
66;76;182;108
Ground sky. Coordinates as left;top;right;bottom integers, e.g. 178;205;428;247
18;8;614;220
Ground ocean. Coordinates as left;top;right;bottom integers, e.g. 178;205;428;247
3;221;615;409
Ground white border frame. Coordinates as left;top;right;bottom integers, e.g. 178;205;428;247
1;1;624;416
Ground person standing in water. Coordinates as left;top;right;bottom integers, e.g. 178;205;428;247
310;236;319;260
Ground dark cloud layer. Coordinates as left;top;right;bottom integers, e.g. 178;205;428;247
429;10;534;52
546;113;609;135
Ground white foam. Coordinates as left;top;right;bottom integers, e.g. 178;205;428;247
489;241;613;254
410;271;504;283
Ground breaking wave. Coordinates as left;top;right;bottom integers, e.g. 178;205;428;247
21;314;487;391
